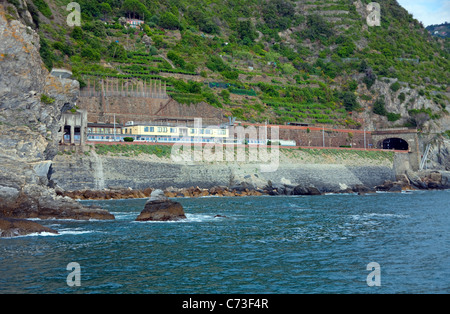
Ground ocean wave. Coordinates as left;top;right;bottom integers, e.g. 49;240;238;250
132;213;225;223
351;213;409;220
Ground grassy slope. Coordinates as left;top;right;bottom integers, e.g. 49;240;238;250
8;0;449;127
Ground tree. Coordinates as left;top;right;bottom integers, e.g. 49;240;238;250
236;20;258;45
363;67;376;89
303;14;334;41
167;50;185;68
71;26;83;40
159;12;180;30
340;91;360;111
410;112;430;128
262;0;295;30
99;2;112;20
206;55;230;72
122;0;150;20
373;96;387;116
107;42;127;59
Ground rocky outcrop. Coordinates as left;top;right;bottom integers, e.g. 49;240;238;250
0;6;115;225
61;187;153;200
136;190;186;221
0;218;58;238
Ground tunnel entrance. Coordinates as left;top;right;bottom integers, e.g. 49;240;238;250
381;138;409;150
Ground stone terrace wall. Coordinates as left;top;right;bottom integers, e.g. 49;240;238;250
77;96;225;125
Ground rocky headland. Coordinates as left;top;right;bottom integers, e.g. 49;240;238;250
0;5;114;237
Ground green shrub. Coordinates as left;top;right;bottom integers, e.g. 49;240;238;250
40;94;55;104
390;81;401;92
387;112;401;121
39;37;54;71
221;70;239;80
373;96;387;116
33;0;52;19
206;55;230;72
167;50;185;68
159;12;180;30
123;137;134;142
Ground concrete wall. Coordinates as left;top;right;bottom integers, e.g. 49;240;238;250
51;151;396;192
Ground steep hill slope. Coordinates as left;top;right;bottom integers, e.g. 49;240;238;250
4;0;449;134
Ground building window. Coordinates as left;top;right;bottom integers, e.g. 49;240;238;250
150;127;154;132
144;127;149;132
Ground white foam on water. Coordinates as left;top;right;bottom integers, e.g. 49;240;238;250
132;213;224;224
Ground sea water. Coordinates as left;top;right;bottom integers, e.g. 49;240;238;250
1;190;449;294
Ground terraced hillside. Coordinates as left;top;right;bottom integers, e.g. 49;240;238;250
4;0;449;131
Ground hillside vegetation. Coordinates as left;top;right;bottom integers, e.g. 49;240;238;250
5;0;450;129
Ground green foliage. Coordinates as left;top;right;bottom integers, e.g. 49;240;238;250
71;26;83;40
221;70;239;80
108;42;127;59
387;112;401;122
40;94;55;104
167;50;185;68
206;55;230;72
123;137;134;142
31;0;448;127
32;0;52;19
95;144;172;158
373;96;387;116
121;0;151;20
336;36;356;58
339;91;360;112
83;21;107;38
159;12;180;30
363;68;377;89
262;0;296;31
81;46;101;61
236;20;258;45
302;14;334;42
390;81;401;92
39;37;53;70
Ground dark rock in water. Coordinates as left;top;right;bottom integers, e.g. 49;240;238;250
0;218;58;238
136;189;186;221
388;184;403;192
292;185;322;195
352;184;374;193
214;214;228;218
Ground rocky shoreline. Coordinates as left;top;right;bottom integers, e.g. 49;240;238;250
59;170;450;201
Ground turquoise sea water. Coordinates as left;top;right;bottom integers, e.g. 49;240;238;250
0;190;449;294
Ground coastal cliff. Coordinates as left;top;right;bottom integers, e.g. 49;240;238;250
0;5;114;228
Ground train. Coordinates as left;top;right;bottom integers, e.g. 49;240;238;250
86;122;296;146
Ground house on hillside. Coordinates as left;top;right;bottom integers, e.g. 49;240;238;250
126;19;144;29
